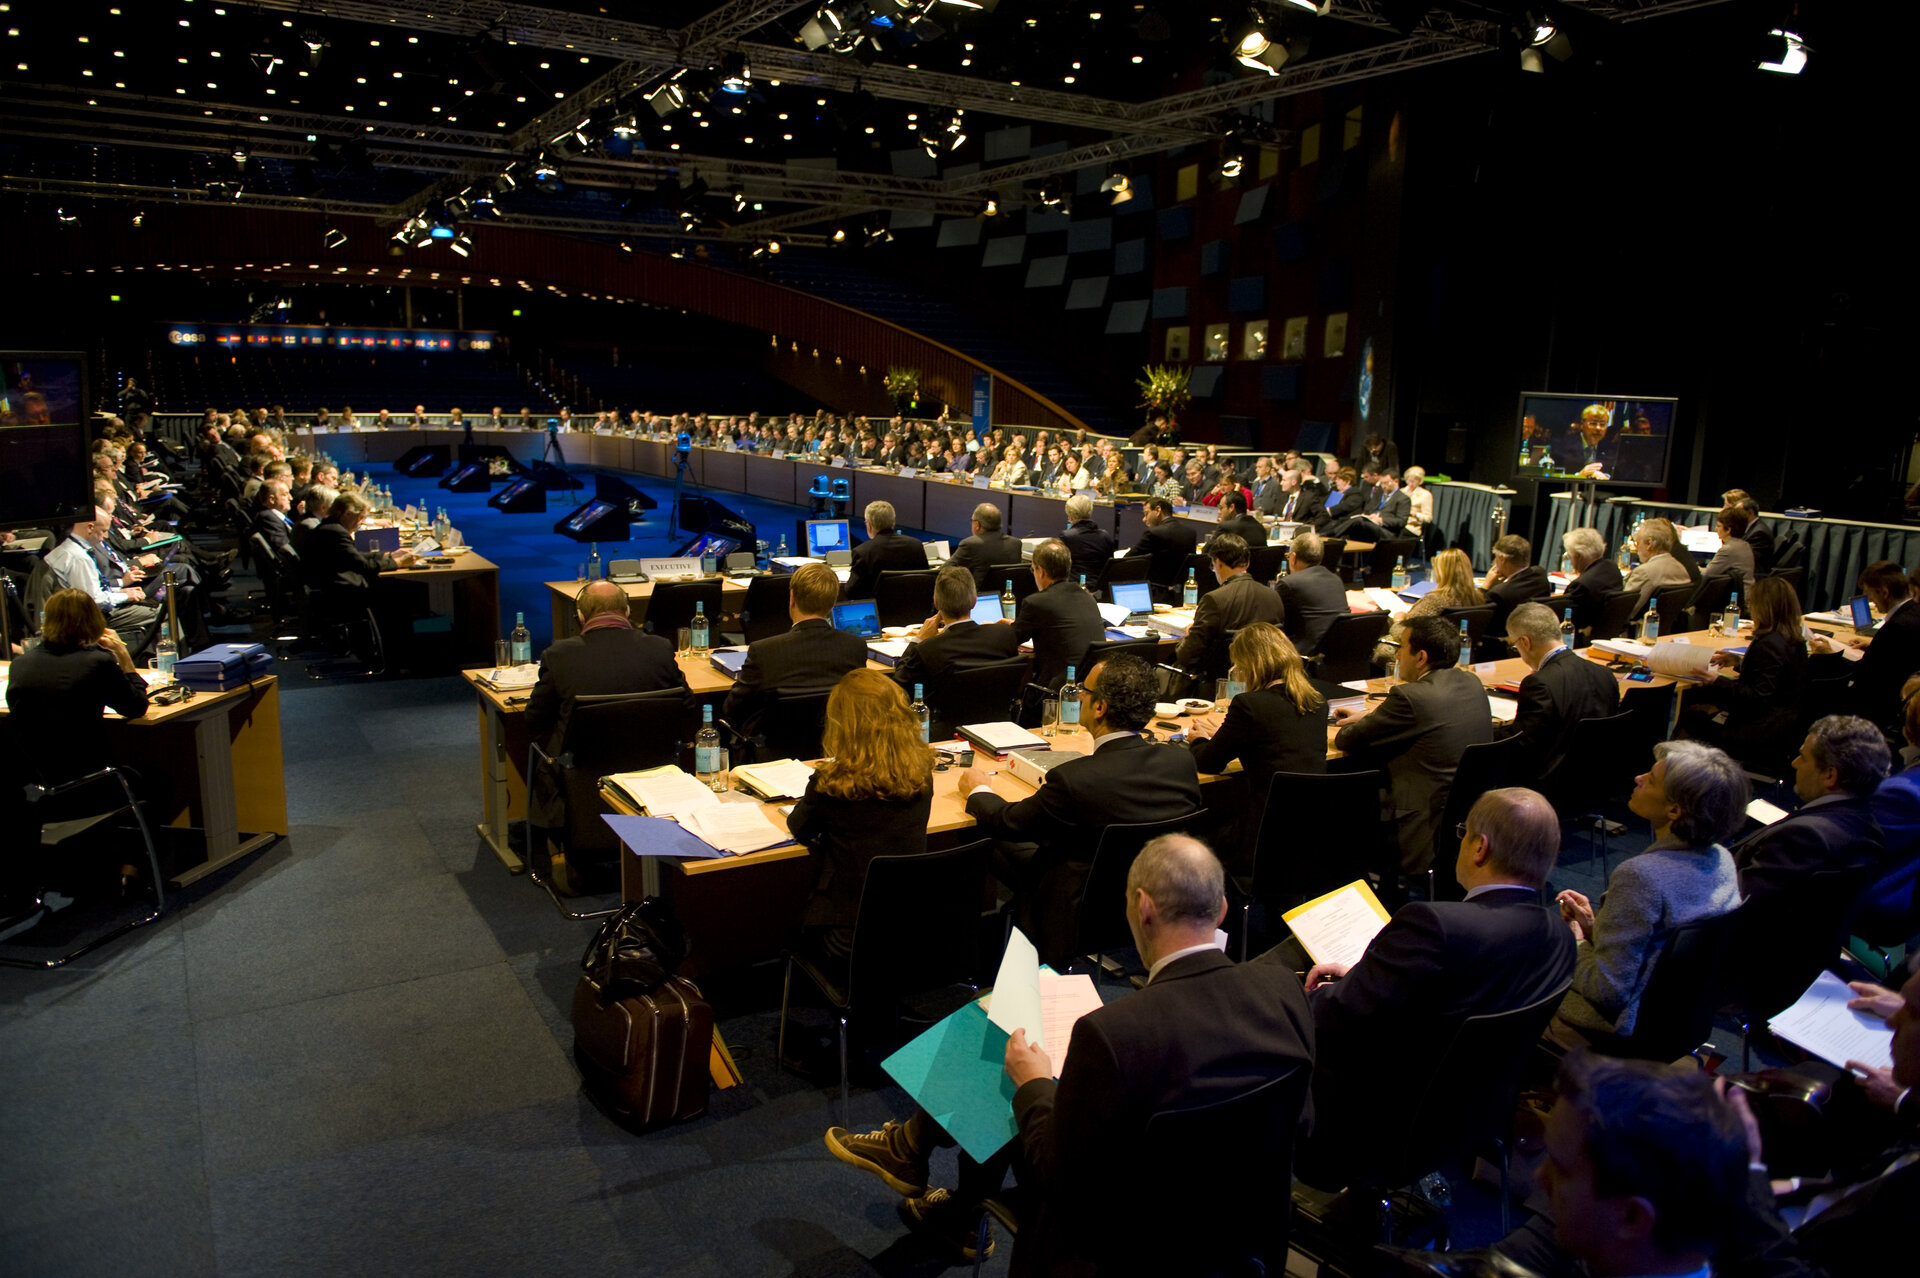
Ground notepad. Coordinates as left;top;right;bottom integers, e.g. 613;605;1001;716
605;765;719;821
1767;971;1895;1071
731;758;817;800
1363;587;1404;613
959;721;1047;754
1281;880;1392;971
1746;798;1790;826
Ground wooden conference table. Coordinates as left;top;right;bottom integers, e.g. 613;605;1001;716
0;665;289;887
543;575;751;642
367;541;503;665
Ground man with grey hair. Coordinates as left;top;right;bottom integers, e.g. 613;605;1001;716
1503;601;1620;796
1058;492;1116;584
945;500;1025;590
1297;787;1575;1187
1276;528;1349;656
1560;525;1622;637
824;835;1314;1270
846;499;929;599
1013;538;1104;693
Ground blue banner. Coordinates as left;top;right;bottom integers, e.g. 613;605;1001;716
971;372;992;438
160;323;497;353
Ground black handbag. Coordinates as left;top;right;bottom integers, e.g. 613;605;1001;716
579;898;689;1001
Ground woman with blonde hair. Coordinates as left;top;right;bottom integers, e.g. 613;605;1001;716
787;669;936;955
990;442;1028;487
1374;547;1483;666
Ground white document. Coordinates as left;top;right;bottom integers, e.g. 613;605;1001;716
1340;679;1373;692
1146;612;1193;638
1281;880;1392;970
1487;695;1520;724
1648;641;1712;678
770;555;823;570
1767;971;1895;1071
1591;638;1654;660
732;758;817;799
1112;624;1154;638
608;767;719;821
988;927;1045;1049
1328;695;1368;719
1746;798;1790;826
961;721;1047;752
1097;601;1131;627
1363;587;1404;613
482;664;539;690
879;626;919;639
1038;972;1104;1077
868;639;912;660
681;803;791;855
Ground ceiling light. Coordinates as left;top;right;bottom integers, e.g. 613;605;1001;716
733;186;747;211
412;221;436;248
648;71;690;117
57;206;79;225
669;241;688;259
767;237;782;254
799;8;847;51
230;141;249;165
1218;152;1244;179
1523;13;1574;63
719;51;750;93
1235;27;1292;76
830;225;847;244
611;111;639;137
977;196;998;217
324;227;347;248
251;51;282;74
1100;172;1133;204
1277;0;1331;11
130;210;145;228
496;163;518;192
1519;47;1545;73
301;28;327;68
1759;29;1809;75
617;241;633;254
532;153;559;180
449;232;473;258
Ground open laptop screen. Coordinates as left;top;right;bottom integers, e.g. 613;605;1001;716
830;599;881;637
1110;580;1153;616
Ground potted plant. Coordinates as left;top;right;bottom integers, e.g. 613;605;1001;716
883;366;922;412
1133;364;1190;443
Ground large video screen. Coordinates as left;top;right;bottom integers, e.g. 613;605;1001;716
0;352;93;530
1516;392;1678;489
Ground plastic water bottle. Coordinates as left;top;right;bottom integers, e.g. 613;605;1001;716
1616;537;1633;573
695;705;721;789
776;535;788;559
1000;580;1017;620
1390;555;1408;592
154;623;177;677
910;684;930;743
510;612;531;664
1560;608;1577;650
1458;618;1473;666
690;600;709;655
1641;607;1660;644
588;543;602;579
1182;567;1198;608
1723;591;1741;635
1517;439;1531;468
1059;666;1081;728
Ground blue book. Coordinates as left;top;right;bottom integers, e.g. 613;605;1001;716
709;647;750;677
1397;580;1438;603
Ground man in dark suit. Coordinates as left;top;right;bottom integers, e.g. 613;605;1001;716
1723;490;1775;575
1057;493;1116;585
1811;561;1920;749
289;483;335;560
1334;615;1497;873
1339;469;1411;543
1559;526;1624;638
251;479;295;554
962;652;1203;966
945;501;1026;591
1271;467;1311;525
1250;457;1283;516
1297;786;1575;1189
525;581;686;744
1312;468;1365;536
301;491;417;592
1012;539;1106;693
892;566;1022;737
1482;533;1554;642
1275;530;1349;656
1177;533;1286;678
1502;602;1621;793
845;500;929;599
826;836;1314;1269
1131;496;1197;603
1212;489;1268;548
721;561;867;738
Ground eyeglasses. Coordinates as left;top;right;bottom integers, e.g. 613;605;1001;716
1455;822;1471;840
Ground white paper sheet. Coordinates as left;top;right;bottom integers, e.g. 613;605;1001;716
988;927;1045;1049
1746;798;1789;826
681;804;791;855
732;759;817;799
1037;972;1104;1077
1281;881;1391;970
1768;971;1895;1071
1487;695;1520;724
606;767;718;821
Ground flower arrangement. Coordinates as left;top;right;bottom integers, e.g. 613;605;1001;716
883;365;922;410
1135;364;1191;415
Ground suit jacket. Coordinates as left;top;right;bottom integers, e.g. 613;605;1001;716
1507;647;1622;790
1014;580;1107;691
892;618;1023;737
524;625;686;741
1745;520;1776;575
1212;513;1269;548
1362;488;1412;537
1622;551;1692;615
1276;564;1348;656
301;521;394;592
1562;558;1624;636
845;530;929;599
1270;486;1311;525
1717;628;1808;766
1009;949;1314;1278
1704;536;1754;582
787;779;932;946
1303;888;1574;1186
720;617;868;736
1188;685;1329;861
1351;441;1401;475
1334;664;1496;872
1251;475;1282;516
1059;520;1117;585
3;640;151;783
252;507;292;554
1132;519;1197;594
1176;571;1287;675
1484;564;1553;635
1313;486;1364;533
1733;794;1885;917
1817;597;1920;745
946;530;1027;590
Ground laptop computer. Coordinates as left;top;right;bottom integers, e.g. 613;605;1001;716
1850;595;1880;635
830;599;882;638
971;595;1009;625
1108;580;1155;623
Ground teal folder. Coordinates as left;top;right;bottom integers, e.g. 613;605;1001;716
881;995;1019;1163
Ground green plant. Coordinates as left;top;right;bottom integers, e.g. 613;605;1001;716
883;365;922;408
1135;364;1191;415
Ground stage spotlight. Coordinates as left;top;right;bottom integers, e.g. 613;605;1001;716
301;28;328;68
648;74;690;118
612;111;639;137
131;210;145;229
231;141;250;166
444;191;471;218
1218;152;1244;179
1519;47;1545;73
767;237;783;254
977;196;998;217
937;0;999;10
56;206;79;225
532;152;559;180
618;241;633;253
1235;27;1291;76
1759;29;1810;75
1100;172;1133;205
1035;180;1062;208
733;186;748;211
830;225;848;245
496;163;519;192
324;227;348;248
1277;0;1331;11
800;9;847;51
251;51;283;75
1526;14;1573;62
472;190;500;218
719;51;751;93
449;233;473;258
669;241;688;259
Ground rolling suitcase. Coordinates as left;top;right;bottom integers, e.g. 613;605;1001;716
570;899;711;1126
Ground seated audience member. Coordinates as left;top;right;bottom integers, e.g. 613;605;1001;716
1704;504;1756;582
989;443;1028;487
1250;456;1282;515
1857;692;1920;943
1186;623;1328;860
1297;787;1576;1189
720;562;866;739
1275;530;1348;657
304;491;417;593
1503;601;1622;793
1270;468;1311;524
1623;516;1692;615
1127;496;1195;601
1340;468;1410;543
290;483;336;558
944;502;1025;591
787;670;935;957
1482;533;1553;639
1211;488;1268;548
1550;741;1746;1047
826;835;1313;1269
1053;495;1115;587
44;507;158;651
4;589;150;783
1012;539;1105;695
890;566;1021;739
845;500;928;599
251;479;295;554
1560;525;1624;638
1374;546;1483;666
524;581;685;746
1723;488;1776;575
1334;615;1496;875
1313;466;1364;533
1176;533;1286;678
960;654;1202;966
1401;466;1434;543
1685;576;1810;768
1811;560;1920;751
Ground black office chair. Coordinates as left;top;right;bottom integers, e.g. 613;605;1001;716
1070;811;1208;975
1540;709;1640;872
643;579;724;641
1096;555;1150;597
1235;770;1395;959
1580;909;1738;1063
1311;611;1393;684
1080;636;1164;673
527;688;689;916
1437;605;1497;656
1363;537;1422;588
1726;865;1881;1056
1428;735;1529;900
985;563;1037;609
1247;544;1290;585
1651;581;1695;637
778;839;991;1121
1182;553;1221;601
1772;564;1807;607
1689;573;1738;626
929;656;1030;740
723;688;831;764
739;573;792;643
871;569;938;627
1589;588;1641;642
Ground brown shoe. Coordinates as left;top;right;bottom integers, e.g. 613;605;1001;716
824;1121;930;1197
898;1188;993;1261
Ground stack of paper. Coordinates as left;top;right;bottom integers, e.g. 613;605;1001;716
681;803;792;855
1767;971;1895;1071
1281;880;1392;970
732;758;817;800
1591;638;1653;661
605;765;719;820
1146;611;1195;638
1363;587;1405;613
959;721;1048;755
479;664;539;690
1487;694;1520;724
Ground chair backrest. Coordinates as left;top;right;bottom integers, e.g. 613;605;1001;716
1689;573;1737;624
1540;709;1639;814
751;688;831;763
872;568;938;626
23;552;56;634
1080;636;1164;674
1591;588;1641;641
1619;681;1677;762
1431;735;1529;885
1652;582;1695;638
1610;907;1739;1061
1073;811;1207;958
1773;540;1806;572
1246;544;1289;586
1773;564;1807;606
1097;555;1151;595
986;563;1037;605
537;689;688;851
1312;611;1393;684
931;656;1030;735
643;578;725;638
1363;537;1421;588
1320;537;1349;580
1438;604;1497;652
1728;866;1882;1020
741;573;792;643
846;839;990;1005
1137;1065;1312;1274
1249;770;1394;907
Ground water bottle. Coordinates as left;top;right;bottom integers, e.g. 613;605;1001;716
1059;666;1081;727
1560;608;1577;649
776;535;789;559
154;623;177;678
1538;447;1553;475
510;611;531;664
1458;617;1473;666
1517;439;1531;468
1182;567;1198;608
695;705;721;789
1723;590;1741;635
1000;580;1017;620
588;543;602;579
1641;607;1660;644
910;684;930;743
1079;574;1088;590
1390;555;1408;592
1616;537;1633;573
690;600;709;655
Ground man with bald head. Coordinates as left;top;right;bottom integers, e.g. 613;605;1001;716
524;580;685;744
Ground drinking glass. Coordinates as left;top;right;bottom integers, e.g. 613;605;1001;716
709;749;730;792
575;563;587;582
1213;678;1244;713
494;639;511;667
676;627;692;653
1040;699;1060;737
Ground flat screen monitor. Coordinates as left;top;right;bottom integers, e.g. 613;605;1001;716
1110;581;1153;616
564;498;617;532
805;518;850;557
970;595;1006;625
675;532;740;562
1515;392;1678;488
499;477;537;500
1850;596;1878;634
829;599;881;638
0;351;92;531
